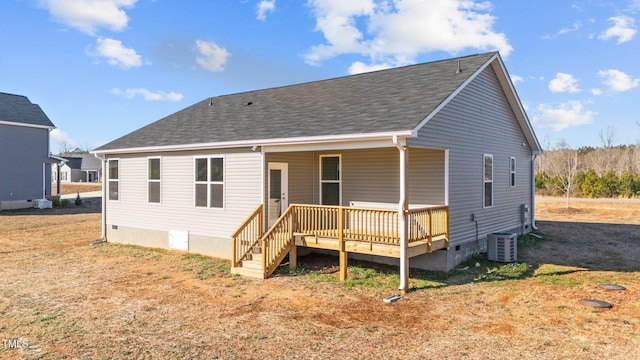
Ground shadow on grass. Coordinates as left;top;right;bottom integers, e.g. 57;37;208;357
273;219;640;292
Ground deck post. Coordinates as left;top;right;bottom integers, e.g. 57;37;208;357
394;136;409;293
290;239;297;270
338;207;348;281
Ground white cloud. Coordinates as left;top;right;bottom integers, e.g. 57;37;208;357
50;128;76;148
305;0;512;69
348;61;393;74
533;101;595;131
195;39;230;72
37;0;137;35
591;88;603;96
256;0;276;21
111;88;183;101
598;16;637;43
559;21;582;35
510;75;524;84
598;69;640;92
548;73;581;93
544;21;582;39
88;37;142;69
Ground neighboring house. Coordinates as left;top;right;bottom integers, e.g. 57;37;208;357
0;92;57;210
93;52;542;290
52;152;102;183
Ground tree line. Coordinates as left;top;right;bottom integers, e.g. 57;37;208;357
535;139;640;204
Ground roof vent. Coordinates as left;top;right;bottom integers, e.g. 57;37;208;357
456;61;462;74
246;101;253;106
208;98;213;106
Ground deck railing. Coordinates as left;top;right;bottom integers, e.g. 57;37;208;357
233;203;449;277
231;204;263;268
262;206;296;277
407;206;449;244
292;204;447;245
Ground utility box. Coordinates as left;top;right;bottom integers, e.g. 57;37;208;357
487;232;517;262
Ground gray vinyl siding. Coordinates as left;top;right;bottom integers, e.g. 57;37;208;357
105;149;262;240
265;152;314;205
335;148;445;206
0;123;51;201
408;66;533;246
266;148;445;207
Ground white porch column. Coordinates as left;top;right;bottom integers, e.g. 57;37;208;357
394;136;409;293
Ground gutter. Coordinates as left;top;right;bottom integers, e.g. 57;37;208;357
531;154;538;230
91;130;414;156
393;135;409;293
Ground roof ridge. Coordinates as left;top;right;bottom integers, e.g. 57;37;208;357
210;52;497;100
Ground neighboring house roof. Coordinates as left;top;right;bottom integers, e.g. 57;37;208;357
60;153;102;170
65;157;83;169
95;52;541;153
0;92;55;128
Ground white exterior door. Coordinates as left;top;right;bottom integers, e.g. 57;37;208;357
267;162;288;227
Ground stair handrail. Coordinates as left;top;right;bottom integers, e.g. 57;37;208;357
231;204;263;268
261;205;296;278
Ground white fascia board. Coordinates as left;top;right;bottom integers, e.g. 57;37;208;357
91;130;415;155
0;120;55;130
490;58;543;154
412;53;498;134
49;155;68;162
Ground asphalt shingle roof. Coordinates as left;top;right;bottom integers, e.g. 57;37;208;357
96;52;496;152
0;92;55;128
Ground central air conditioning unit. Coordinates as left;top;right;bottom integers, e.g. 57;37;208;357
33;199;52;209
487;232;517;262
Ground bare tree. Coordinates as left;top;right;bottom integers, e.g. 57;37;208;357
57;139;74;155
598;125;617;148
545;139;578;208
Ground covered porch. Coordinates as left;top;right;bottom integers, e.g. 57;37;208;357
231;139;449;291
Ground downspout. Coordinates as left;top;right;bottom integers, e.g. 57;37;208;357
531;154;538;230
393;135;409;293
42;163;46;199
95;153;107;240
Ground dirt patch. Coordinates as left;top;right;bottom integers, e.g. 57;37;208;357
1;198;639;359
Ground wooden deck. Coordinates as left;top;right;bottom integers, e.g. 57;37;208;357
231;204;449;280
294;233;448;258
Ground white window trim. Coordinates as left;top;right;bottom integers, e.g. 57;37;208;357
107;158;120;202
147;156;161;205
483;154;493;208
510;156;516;188
194;156;225;209
319;154;342;206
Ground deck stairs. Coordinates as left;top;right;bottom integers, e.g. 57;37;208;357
230;204;449;280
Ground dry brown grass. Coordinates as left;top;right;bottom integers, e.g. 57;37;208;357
1;198;639;359
52;182;102;195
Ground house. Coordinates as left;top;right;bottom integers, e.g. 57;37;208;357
0;92;58;210
93;52;542;291
52;152;102;183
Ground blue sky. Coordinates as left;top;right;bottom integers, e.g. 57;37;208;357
2;0;639;152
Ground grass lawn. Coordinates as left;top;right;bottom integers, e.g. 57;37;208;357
1;198;639;359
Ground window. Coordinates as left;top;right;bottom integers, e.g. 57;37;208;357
195;157;224;208
483;154;493;208
320;155;341;205
148;157;161;203
61;171;68;181
510;157;516;187
108;159;119;201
